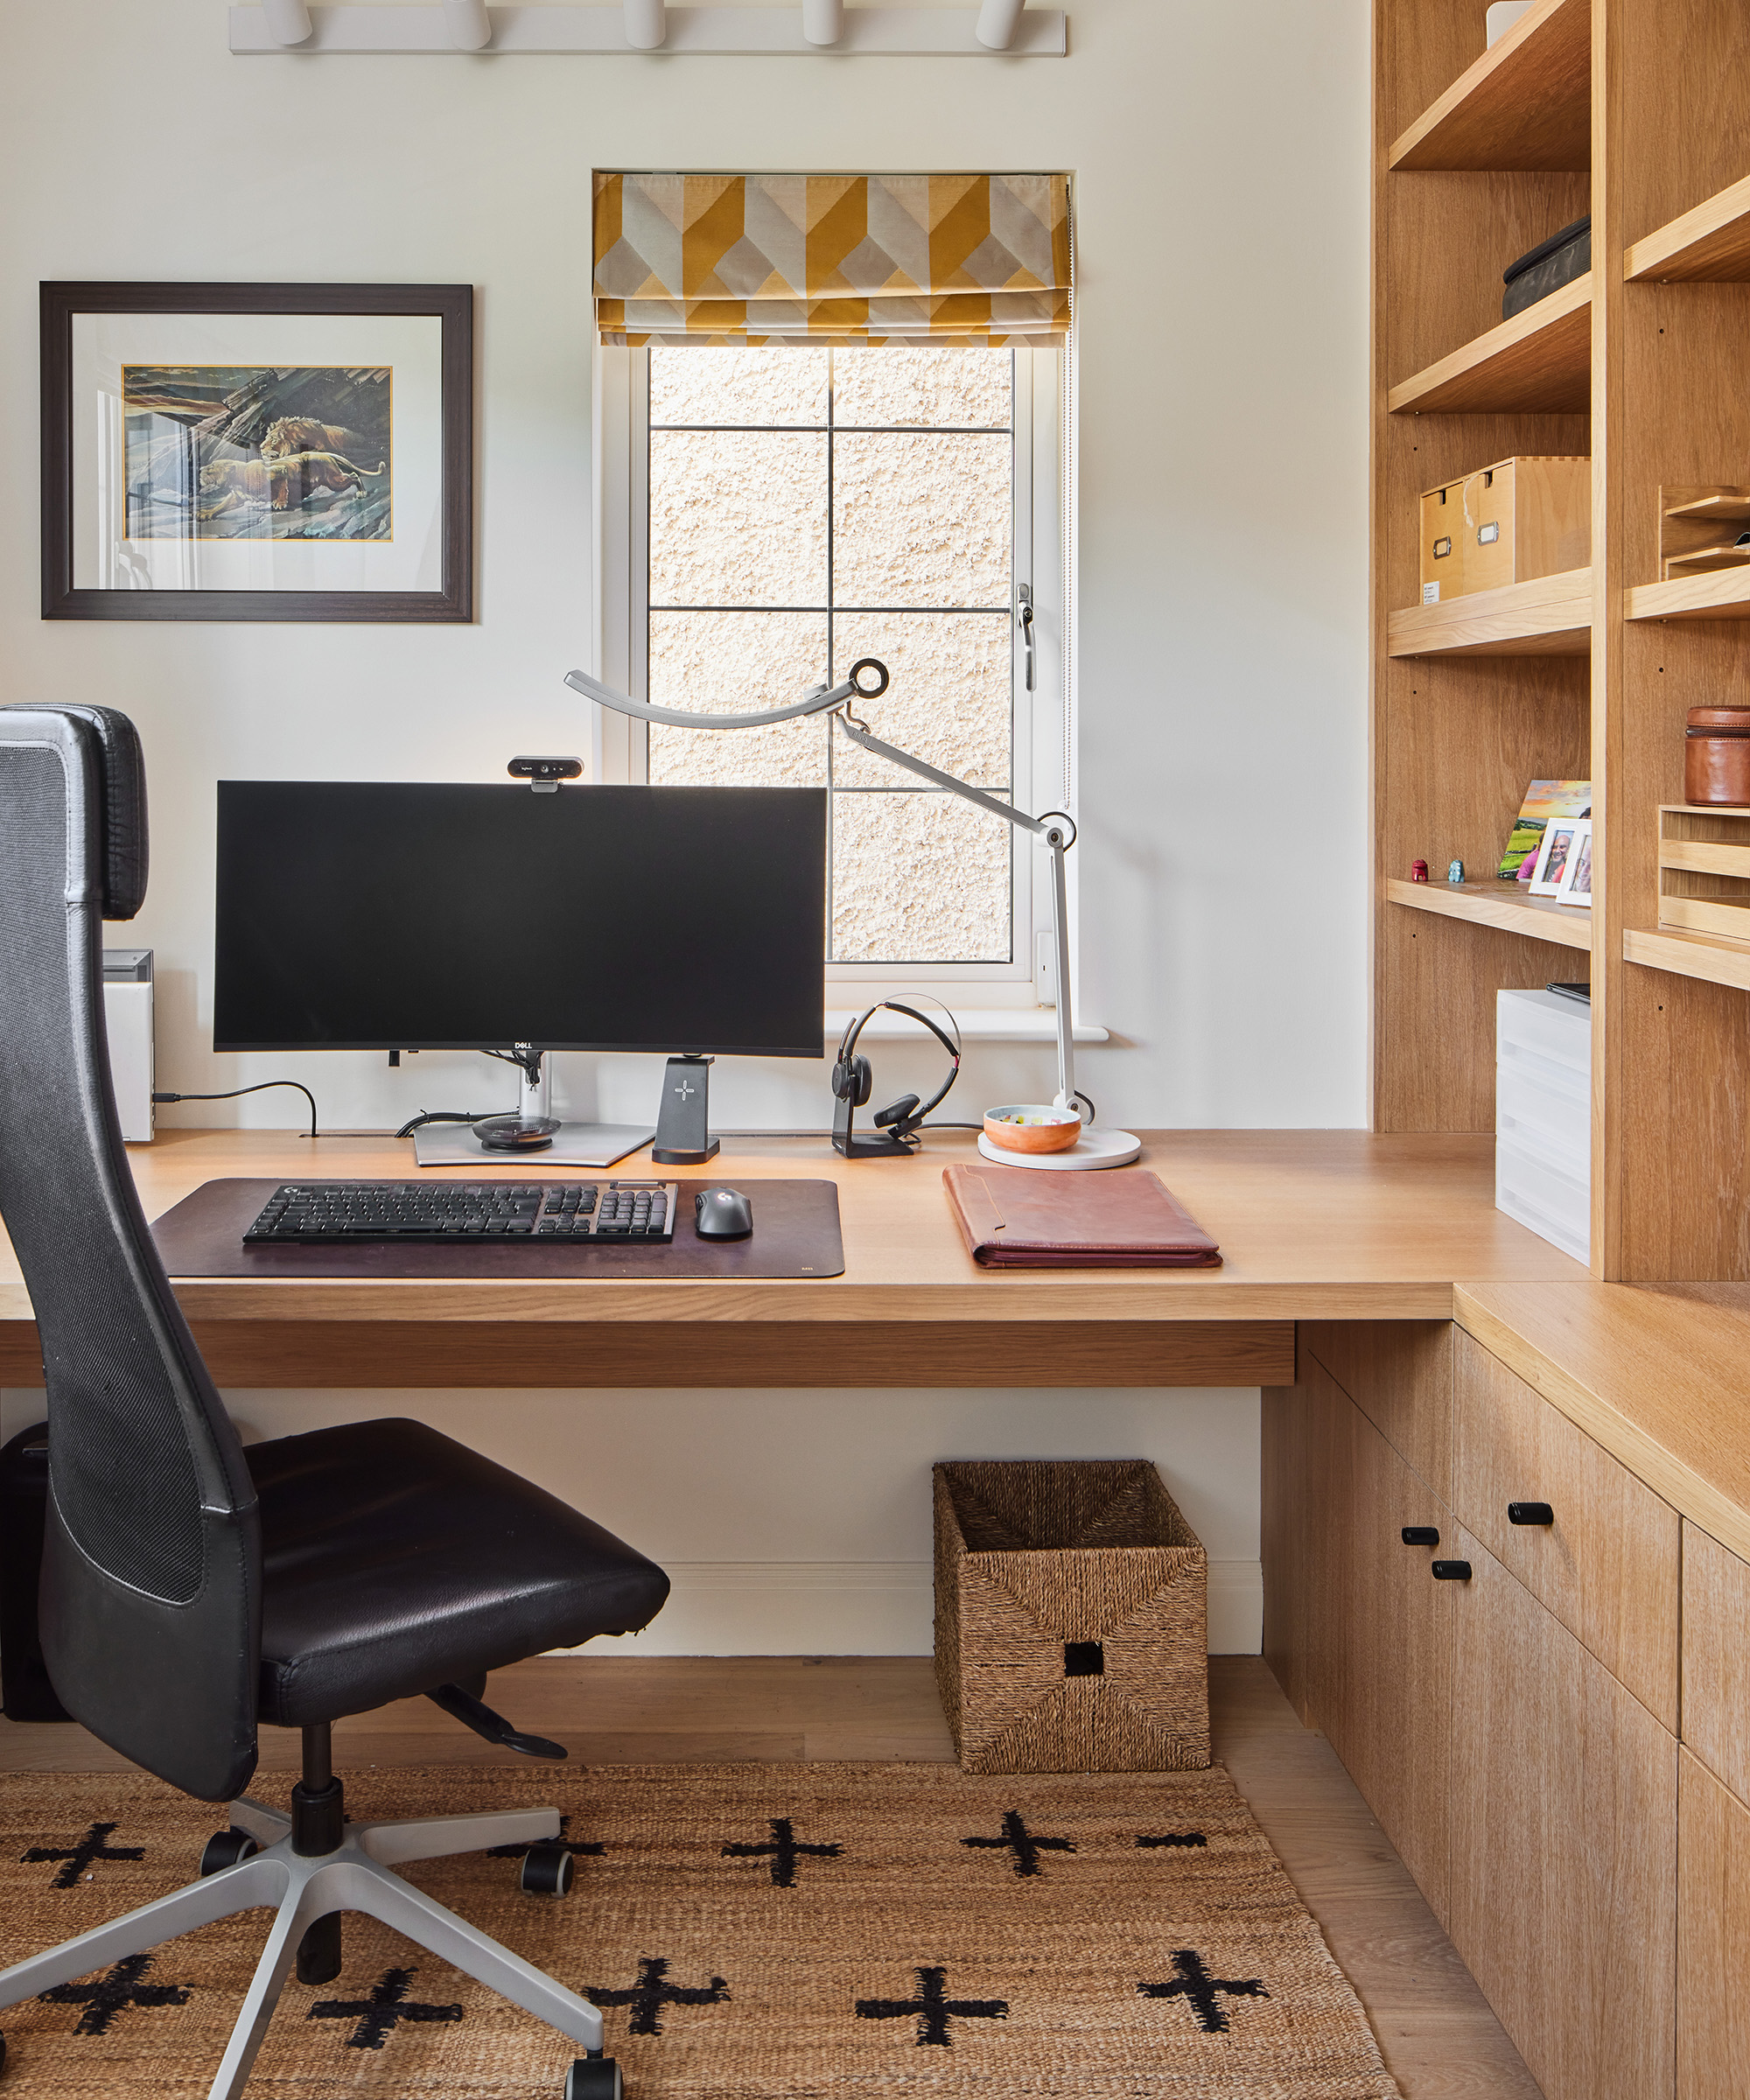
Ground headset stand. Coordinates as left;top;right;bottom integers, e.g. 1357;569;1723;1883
652;1055;719;1166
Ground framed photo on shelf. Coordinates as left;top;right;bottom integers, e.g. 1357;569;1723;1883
1555;819;1593;908
1530;815;1583;897
40;282;473;622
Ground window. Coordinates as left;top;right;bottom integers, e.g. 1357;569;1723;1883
597;343;1065;996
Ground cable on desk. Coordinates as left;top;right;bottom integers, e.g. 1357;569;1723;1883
393;1109;511;1140
153;1081;319;1140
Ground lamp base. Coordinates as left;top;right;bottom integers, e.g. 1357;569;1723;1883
976;1128;1142;1171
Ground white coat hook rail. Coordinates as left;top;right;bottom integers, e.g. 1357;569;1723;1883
229;4;1065;57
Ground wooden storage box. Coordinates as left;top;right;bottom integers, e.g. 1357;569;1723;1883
1418;455;1589;602
1657;805;1750;943
933;1459;1208;1774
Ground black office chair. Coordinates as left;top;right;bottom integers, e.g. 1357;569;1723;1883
0;707;668;2099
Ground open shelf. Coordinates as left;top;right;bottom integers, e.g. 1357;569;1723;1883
1625;172;1750;284
1389;0;1590;172
1665;494;1750;525
1623;925;1750;993
1389;274;1591;415
1626;570;1750;623
1387;568;1592;657
1386;877;1593;950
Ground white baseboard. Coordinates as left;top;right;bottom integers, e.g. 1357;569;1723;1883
573;1558;1264;1658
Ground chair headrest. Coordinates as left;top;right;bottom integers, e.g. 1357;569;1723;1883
65;709;149;920
0;706;150;920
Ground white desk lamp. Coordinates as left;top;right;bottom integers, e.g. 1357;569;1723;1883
564;656;1139;1170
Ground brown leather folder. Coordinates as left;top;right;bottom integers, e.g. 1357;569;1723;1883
942;1163;1222;1269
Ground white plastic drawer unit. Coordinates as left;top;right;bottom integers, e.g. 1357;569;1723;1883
1496;988;1590;1264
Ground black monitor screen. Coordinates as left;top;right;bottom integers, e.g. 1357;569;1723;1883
214;781;826;1057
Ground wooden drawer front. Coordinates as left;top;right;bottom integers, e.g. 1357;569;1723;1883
1453;1331;1680;1729
1303;1320;1452;1502
1450;1530;1677;2100
1678;1750;1750;2100
1680;1522;1750;1807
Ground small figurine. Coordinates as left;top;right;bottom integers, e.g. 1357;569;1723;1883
1410;858;1430;882
1446;858;1465;883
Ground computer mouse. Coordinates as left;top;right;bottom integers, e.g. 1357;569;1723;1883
695;1186;753;1240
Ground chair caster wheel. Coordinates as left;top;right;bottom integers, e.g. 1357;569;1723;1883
565;2057;621;2100
520;1842;575;1896
200;1829;260;1877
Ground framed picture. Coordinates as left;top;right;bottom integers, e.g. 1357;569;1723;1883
41;282;472;622
1555;819;1594;908
1530;816;1582;897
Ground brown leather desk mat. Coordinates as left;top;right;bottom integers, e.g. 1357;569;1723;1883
150;1179;844;1281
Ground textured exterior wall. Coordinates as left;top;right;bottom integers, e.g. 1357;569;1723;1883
648;346;1014;963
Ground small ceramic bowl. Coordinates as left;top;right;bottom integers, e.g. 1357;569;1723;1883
984;1103;1083;1155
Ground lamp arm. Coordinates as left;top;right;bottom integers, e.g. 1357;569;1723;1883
564;666;864;732
834;716;1079;1117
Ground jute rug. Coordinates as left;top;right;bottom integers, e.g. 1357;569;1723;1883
0;1762;1402;2097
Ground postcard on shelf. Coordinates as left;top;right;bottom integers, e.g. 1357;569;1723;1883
1498;780;1592;881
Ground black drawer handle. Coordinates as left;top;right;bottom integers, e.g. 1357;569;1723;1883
1432;1560;1473;1581
1401;1526;1440;1545
1508;1502;1554;1526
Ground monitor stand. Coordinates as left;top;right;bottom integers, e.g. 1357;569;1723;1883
410;1048;654;1168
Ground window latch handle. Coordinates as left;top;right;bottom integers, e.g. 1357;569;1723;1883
1018;583;1036;691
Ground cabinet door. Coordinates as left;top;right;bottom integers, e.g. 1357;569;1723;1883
1679;1521;1750;1807
1304;1319;1454;1502
1321;1361;1452;1922
1450;1528;1676;2100
1266;1357;1452;1920
1678;1749;1750;2100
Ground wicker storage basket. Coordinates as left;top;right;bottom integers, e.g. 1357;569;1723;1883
934;1459;1209;1774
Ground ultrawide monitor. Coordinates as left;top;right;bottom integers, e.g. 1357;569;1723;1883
214;781;826;1057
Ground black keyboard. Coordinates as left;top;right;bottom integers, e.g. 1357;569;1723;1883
244;1181;679;1244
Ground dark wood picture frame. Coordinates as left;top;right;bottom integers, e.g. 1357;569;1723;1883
41;281;474;622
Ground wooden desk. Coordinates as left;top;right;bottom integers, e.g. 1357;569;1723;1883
0;1129;1582;1389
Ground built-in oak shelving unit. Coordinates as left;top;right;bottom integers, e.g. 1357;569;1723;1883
1387;0;1590;172
1624;171;1750;284
1388;273;1591;415
1388;569;1592;658
1376;0;1750;1278
1385;877;1592;949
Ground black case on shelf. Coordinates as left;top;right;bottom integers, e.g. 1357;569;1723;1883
1502;215;1592;319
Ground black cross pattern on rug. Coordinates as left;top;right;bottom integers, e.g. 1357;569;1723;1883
22;1820;145;1889
722;1816;844;1886
485;1814;606;1862
1138;1948;1270;2034
961;1809;1076;1878
1136;1830;1208;1850
38;1953;191;2036
584;1956;730;2036
308;1966;464;2051
856;1964;1010;2048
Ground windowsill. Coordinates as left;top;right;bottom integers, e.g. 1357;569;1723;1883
824;1008;1109;1044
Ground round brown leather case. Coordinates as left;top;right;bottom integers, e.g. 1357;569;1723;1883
1685;707;1750;806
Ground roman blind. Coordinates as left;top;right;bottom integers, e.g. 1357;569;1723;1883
592;171;1073;346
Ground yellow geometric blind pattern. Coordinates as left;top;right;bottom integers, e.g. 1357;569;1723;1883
592;172;1073;347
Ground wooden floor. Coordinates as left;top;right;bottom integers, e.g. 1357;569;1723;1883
0;1655;1541;2099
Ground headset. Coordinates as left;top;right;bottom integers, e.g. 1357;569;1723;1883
830;1002;962;1159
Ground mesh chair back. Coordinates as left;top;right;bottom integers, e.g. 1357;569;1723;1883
0;709;260;1801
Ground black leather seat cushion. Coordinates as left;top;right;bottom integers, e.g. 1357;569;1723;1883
248;1419;669;1728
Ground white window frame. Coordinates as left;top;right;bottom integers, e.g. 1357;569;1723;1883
592;344;1070;1012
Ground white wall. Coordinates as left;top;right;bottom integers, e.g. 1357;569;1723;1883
0;0;1368;1653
